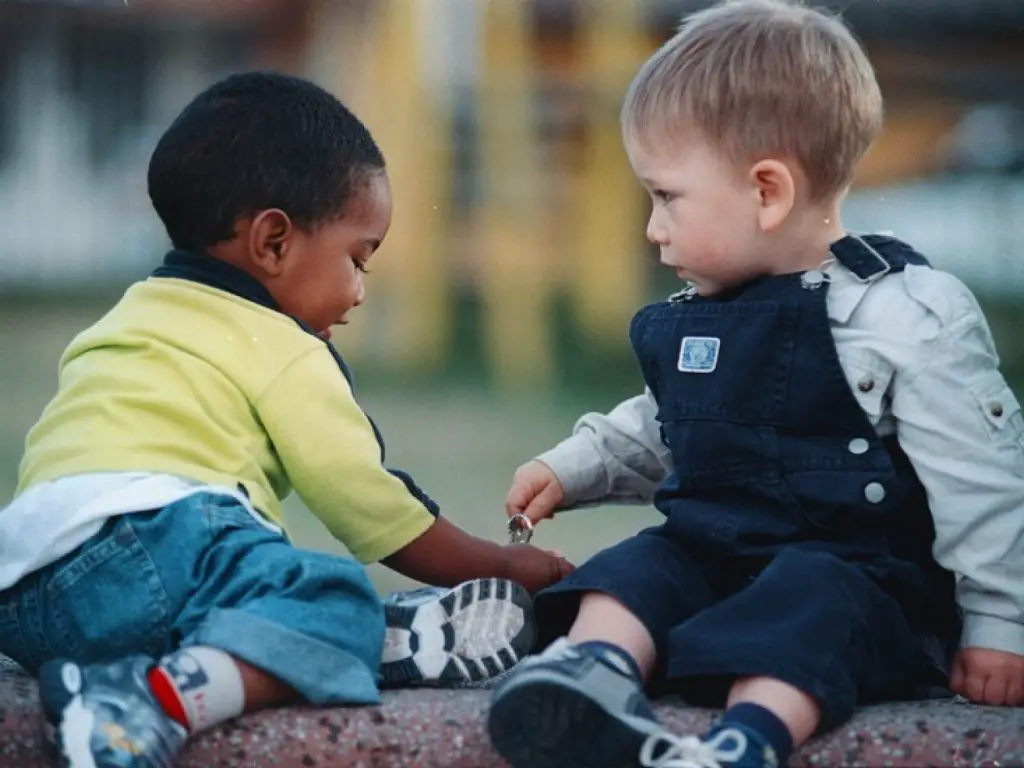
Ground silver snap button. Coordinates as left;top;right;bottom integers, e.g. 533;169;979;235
857;377;875;393
864;482;886;504
848;438;869;455
989;402;1004;419
801;270;825;290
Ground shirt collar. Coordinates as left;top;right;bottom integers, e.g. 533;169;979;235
151;249;281;312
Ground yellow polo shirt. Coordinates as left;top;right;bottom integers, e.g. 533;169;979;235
16;277;436;563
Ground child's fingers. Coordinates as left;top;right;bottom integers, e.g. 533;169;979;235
522;483;561;524
982;674;1009;707
964;670;989;705
949;652;966;695
554;555;575;578
1006;674;1024;707
504;481;534;517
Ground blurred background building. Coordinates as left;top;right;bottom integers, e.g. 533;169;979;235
2;0;1022;591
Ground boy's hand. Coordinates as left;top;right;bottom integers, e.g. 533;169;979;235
505;461;565;525
950;647;1024;706
502;543;575;594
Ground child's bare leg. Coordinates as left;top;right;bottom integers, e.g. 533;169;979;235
235;657;300;710
727;676;821;747
567;597;822;762
567;592;657;682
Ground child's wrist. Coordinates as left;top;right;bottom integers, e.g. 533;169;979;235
496;544;521;582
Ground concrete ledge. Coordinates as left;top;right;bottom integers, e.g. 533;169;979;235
2;657;1022;767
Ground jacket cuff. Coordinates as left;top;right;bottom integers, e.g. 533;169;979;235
960;612;1024;656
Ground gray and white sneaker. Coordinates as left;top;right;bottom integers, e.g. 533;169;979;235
38;655;187;768
380;577;536;686
489;638;710;768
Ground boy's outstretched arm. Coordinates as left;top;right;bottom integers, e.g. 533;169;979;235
890;271;1024;706
381;515;574;594
256;346;573;592
507;388;671;524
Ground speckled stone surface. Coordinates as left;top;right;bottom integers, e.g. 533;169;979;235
2;655;1022;767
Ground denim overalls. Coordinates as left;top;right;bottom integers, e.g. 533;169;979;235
536;235;960;730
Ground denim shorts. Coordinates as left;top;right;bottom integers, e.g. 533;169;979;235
0;492;385;705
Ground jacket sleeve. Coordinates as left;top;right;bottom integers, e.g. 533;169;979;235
537;388;672;510
891;270;1024;655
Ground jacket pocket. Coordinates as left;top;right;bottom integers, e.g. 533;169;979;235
969;370;1024;473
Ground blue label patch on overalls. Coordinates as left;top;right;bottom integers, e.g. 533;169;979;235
678;336;720;373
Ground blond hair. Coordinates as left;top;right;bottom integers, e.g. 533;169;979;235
622;0;883;201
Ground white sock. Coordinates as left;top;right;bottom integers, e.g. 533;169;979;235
151;646;246;733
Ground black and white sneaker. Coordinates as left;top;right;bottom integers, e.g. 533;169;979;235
380;577;536;686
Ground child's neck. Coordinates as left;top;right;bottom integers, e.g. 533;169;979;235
768;200;846;275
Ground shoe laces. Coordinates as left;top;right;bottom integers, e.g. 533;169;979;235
640;727;749;768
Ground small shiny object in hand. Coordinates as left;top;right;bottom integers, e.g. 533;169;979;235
507;513;534;544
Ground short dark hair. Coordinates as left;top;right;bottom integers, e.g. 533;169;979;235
148;71;386;251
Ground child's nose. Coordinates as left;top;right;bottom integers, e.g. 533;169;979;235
646;212;668;246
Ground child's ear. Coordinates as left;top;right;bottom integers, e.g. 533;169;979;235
750;159;795;233
248;209;293;277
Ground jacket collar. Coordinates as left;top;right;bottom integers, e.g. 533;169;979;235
152;249;281;313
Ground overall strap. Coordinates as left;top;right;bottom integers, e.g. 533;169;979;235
829;234;930;282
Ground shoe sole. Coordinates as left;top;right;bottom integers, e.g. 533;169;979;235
489;672;655;768
38;659;99;768
381;577;535;686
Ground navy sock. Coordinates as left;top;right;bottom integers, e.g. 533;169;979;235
708;703;794;768
575;641;644;682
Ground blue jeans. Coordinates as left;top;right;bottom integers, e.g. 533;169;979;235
0;492;385;704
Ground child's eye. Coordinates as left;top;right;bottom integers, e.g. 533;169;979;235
353;258;370;274
653;189;676;204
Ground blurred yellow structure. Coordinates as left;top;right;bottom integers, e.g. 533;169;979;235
476;0;556;387
348;0;453;373
335;1;659;386
571;0;650;345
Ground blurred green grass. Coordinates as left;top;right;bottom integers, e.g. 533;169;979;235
2;293;1022;596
